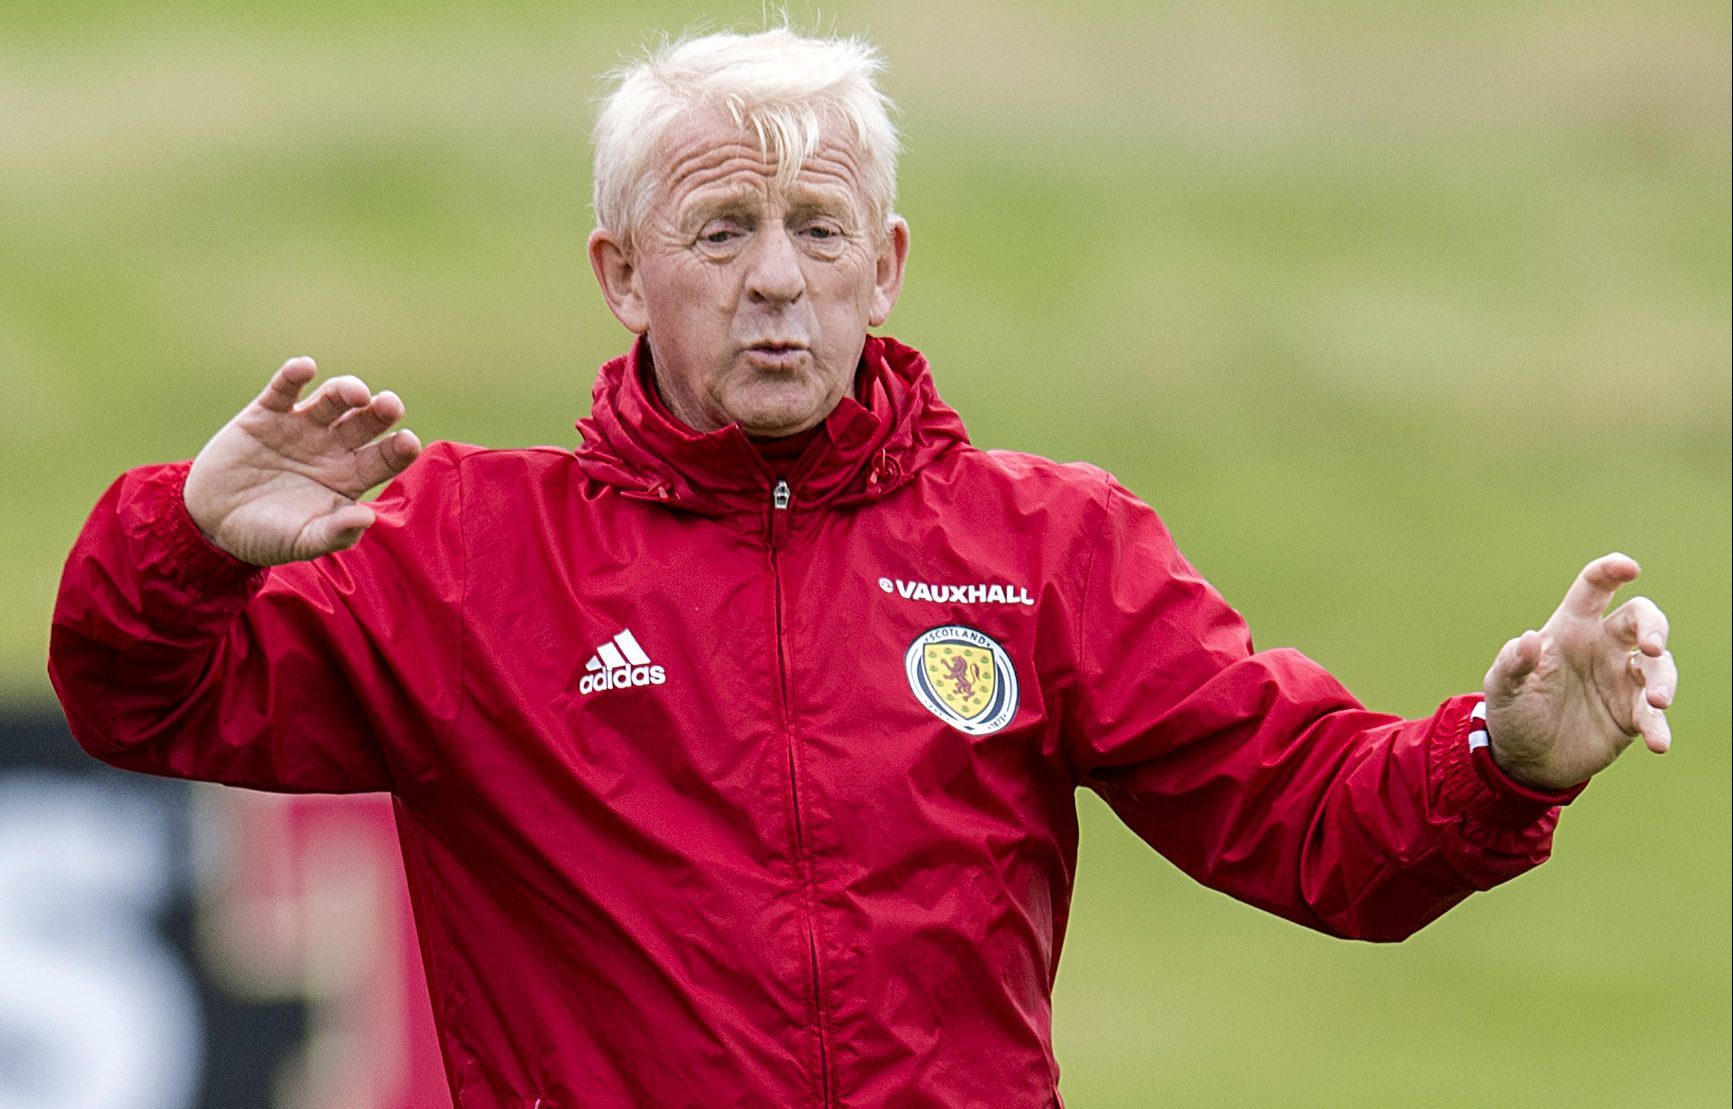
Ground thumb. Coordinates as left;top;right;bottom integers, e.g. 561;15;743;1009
300;504;377;558
1485;629;1544;702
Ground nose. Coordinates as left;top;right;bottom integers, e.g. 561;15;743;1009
744;224;806;306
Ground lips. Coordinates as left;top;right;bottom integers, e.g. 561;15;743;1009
741;341;810;370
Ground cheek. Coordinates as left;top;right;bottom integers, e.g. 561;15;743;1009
644;263;738;335
649;247;728;293
811;254;879;314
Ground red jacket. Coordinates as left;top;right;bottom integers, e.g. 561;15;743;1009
51;336;1574;1107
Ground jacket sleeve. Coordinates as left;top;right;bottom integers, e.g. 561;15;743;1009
48;443;466;794
1061;476;1579;942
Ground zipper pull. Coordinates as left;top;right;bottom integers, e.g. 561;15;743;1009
769;479;791;549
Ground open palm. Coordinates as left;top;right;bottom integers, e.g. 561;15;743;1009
182;357;422;566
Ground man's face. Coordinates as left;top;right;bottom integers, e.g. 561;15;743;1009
589;111;909;437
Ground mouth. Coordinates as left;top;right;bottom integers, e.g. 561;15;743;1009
741;340;810;369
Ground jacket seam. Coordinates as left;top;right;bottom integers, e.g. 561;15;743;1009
1074;474;1116;667
1064;472;1117;785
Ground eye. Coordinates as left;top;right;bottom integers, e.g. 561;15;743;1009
795;219;851;253
696;220;746;247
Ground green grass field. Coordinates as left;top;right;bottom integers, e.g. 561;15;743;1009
2;2;1727;1104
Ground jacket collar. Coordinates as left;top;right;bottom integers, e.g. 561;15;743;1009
574;334;969;518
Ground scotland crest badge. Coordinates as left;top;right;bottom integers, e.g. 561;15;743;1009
904;625;1019;736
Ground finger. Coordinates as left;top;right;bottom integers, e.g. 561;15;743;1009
255;357;318;413
298;375;374;427
349;428;422;491
330;390;405;450
1633;691;1672;754
1555;552;1641;621
1635;649;1678;710
1485;629;1543;697
1605;595;1669;655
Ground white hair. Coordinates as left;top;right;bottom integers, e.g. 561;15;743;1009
592;27;901;250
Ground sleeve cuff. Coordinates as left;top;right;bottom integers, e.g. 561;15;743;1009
1433;694;1578;855
1466;700;1587;806
139;461;269;597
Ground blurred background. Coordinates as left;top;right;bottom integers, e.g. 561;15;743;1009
1;1;1727;1106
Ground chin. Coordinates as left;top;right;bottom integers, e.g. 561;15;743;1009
736;412;823;438
727;388;831;437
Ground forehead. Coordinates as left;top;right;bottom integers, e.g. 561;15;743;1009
650;109;868;214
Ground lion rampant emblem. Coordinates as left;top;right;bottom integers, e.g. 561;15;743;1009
904;626;1019;736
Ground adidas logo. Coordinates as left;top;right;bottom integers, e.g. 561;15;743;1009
578;628;667;696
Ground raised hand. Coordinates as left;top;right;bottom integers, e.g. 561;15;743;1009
182;357;422;566
1483;554;1677;790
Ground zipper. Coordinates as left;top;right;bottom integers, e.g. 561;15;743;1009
770;478;792;549
767;478;832;1104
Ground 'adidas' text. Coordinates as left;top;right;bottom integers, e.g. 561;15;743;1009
579;628;667;696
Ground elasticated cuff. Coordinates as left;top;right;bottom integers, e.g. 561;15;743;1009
141;461;268;597
1468;698;1588;807
1432;693;1579;855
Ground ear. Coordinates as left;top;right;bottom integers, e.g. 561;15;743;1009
588;227;649;333
867;218;910;328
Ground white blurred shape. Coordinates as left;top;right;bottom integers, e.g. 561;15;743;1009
0;773;202;1109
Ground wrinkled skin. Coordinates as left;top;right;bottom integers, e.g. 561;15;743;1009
182;359;421;566
1483;554;1676;789
587;110;910;437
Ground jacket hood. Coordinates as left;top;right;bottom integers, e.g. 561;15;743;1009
575;335;970;517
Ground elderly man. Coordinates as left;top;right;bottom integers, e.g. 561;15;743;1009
51;27;1675;1108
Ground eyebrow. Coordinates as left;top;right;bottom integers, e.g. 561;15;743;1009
678;186;760;231
785;189;857;224
679;183;858;234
